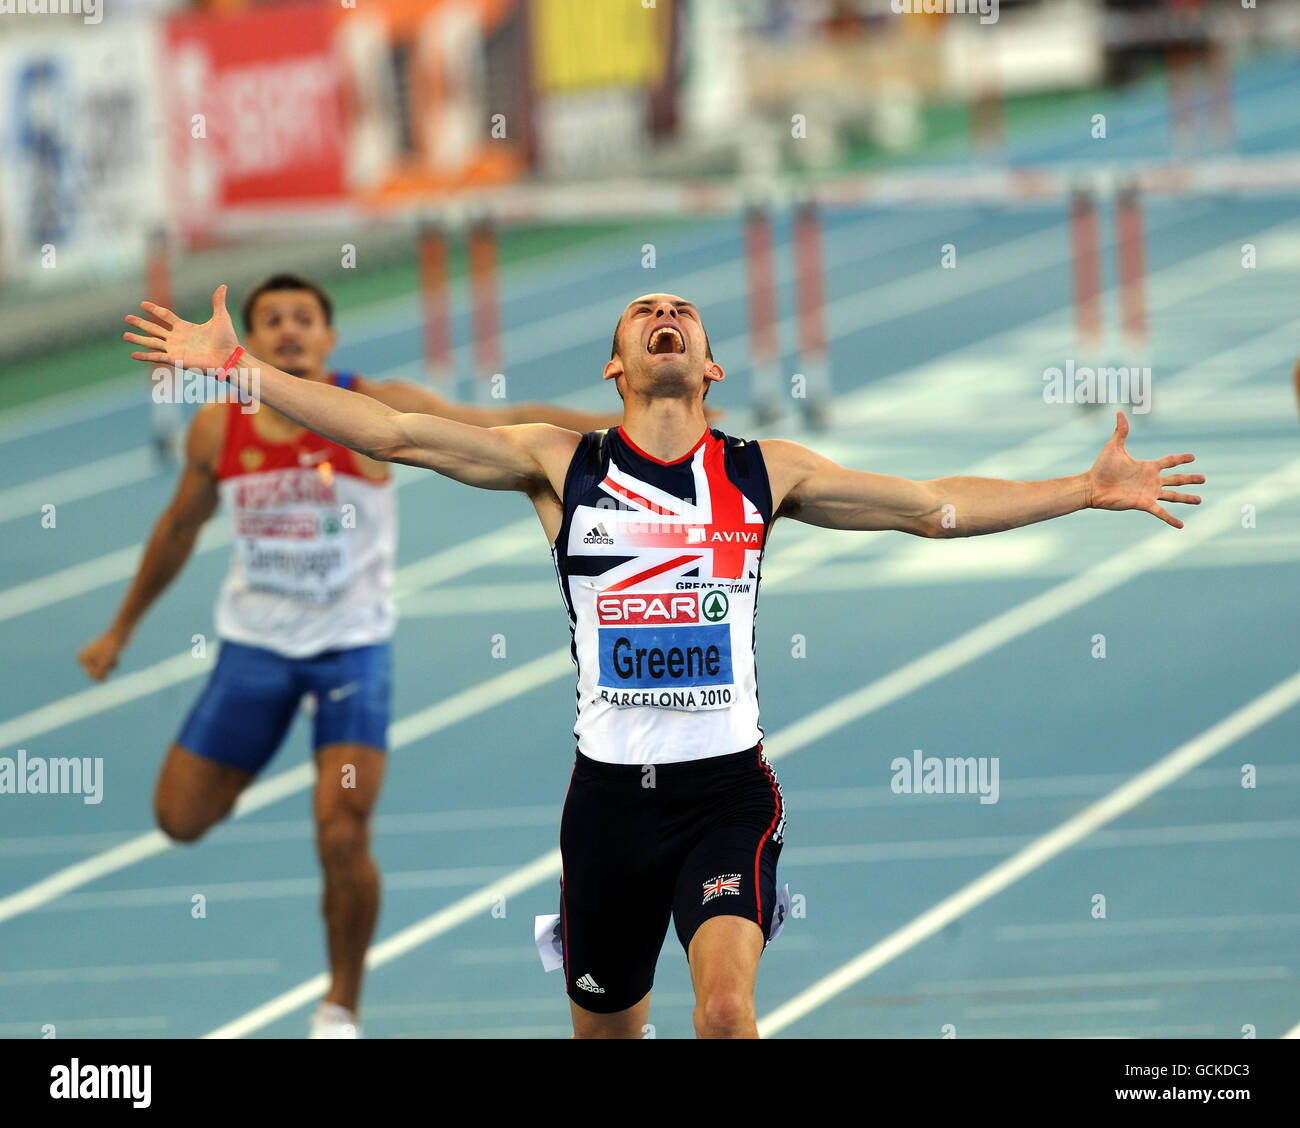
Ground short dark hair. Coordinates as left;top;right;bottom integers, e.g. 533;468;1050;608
241;274;334;332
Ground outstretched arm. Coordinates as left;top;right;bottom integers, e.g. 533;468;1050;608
763;412;1204;537
125;287;576;493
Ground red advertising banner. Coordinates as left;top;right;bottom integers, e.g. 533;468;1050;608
163;2;346;236
161;0;533;235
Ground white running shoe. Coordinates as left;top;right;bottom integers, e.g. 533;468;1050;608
308;1002;360;1039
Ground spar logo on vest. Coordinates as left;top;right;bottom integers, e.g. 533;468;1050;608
595;588;734;708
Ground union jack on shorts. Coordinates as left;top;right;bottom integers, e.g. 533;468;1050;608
702;873;742;904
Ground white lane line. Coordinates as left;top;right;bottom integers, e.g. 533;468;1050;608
0;651;212;751
756;667;1300;1038
0;647;572;926
1284;1019;1300;1038
0;377;146;445
205;458;1300;1037
202;846;562;1039
0;831;175;928
0;537;213;627
0;447;158;525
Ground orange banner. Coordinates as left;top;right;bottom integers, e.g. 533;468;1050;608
337;0;530;204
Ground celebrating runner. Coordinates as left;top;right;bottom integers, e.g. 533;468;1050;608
121;286;1204;1038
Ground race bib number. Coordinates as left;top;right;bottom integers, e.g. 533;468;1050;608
594;589;737;711
236;519;353;605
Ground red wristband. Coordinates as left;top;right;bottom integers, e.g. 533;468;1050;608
215;345;245;382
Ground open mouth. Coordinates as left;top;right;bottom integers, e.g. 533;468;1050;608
646;325;685;355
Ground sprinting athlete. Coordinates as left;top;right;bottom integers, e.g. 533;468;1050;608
81;274;618;1038
122;286;1204;1038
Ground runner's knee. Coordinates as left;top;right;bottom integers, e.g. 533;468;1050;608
693;988;755;1038
154;798;217;844
316;811;369;871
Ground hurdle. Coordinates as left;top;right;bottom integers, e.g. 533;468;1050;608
467;217;503;403
744;203;782;425
417;220;454;392
792;198;831;429
1069;187;1103;350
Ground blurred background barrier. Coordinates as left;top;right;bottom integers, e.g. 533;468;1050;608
4;0;1300;376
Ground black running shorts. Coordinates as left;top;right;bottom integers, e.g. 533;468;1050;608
557;744;787;1014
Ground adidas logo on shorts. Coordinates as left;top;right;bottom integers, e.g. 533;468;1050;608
575;973;605;994
582;523;615;546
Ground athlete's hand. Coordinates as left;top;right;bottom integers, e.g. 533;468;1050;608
78;629;127;682
1087;412;1204;528
124;285;240;373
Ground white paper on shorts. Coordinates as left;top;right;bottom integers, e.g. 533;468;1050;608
534;913;564;973
766;883;791;945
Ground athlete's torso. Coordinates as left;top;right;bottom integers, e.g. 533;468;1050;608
553;427;773;765
214;372;397;658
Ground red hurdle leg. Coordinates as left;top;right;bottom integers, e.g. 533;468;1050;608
1070;188;1103;349
418;220;454;390
1116;184;1149;348
793;200;831;428
744;204;781;423
468;218;502;403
